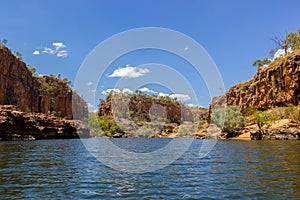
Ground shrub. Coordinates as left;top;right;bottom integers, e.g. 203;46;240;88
135;126;154;137
284;106;300;122
97;116;123;137
36;76;53;94
48;110;57;116
253;111;280;129
211;106;246;132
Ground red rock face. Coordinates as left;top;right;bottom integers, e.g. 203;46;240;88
211;49;300;111
0;105;89;140
0;46;88;120
98;93;196;124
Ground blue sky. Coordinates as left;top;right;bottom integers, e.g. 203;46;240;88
1;0;300;110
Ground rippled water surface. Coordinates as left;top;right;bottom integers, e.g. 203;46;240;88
0;139;299;199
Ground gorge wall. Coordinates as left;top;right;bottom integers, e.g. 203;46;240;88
211;49;300;110
0;46;88;120
98;93;198;124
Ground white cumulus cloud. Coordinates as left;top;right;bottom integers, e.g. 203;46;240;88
158;92;191;102
138;87;157;94
101;88;133;95
169;94;191;102
273;47;293;60
32;50;40;55
108;66;150;78
186;103;199;108
158;92;169;97
52;42;66;50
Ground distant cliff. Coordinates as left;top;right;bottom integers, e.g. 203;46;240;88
211;49;300;110
96;93;207;138
0;46;88;120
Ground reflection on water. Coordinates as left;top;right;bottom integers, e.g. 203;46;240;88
0;139;299;199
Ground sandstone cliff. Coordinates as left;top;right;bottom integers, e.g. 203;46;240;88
0;46;88;120
0;105;89;140
211;49;300;110
97;93;207;138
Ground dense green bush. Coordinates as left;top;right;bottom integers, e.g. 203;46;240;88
36;76;53;94
211;106;246;132
87;113;123;137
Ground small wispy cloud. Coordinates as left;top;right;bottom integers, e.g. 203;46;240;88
88;89;96;93
184;46;189;51
57;50;68;57
35;41;68;58
42;47;55;55
108;65;150;78
87;103;95;109
87;82;94;86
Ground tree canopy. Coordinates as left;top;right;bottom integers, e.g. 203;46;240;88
253;28;300;68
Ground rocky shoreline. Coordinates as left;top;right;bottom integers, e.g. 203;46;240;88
0;105;89;141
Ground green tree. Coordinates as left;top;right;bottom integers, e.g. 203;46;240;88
27;65;38;76
270;28;300;55
211;106;246;132
252;58;271;68
97;116;123;137
15;51;22;60
62;77;72;86
283;30;300;51
253;111;279;130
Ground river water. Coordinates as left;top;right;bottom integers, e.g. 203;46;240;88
0;138;299;199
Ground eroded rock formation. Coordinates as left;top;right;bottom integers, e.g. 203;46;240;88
97;93;207;138
0;46;88;120
215;49;300;110
0;105;89;140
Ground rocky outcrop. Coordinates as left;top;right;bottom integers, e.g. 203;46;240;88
98;93;207;138
249;119;300;140
0;105;89;140
219;49;300;110
98;93;197;124
208;50;300;140
250;128;300;140
0;46;88;120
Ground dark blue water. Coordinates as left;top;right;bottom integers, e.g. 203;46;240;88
0;139;299;199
